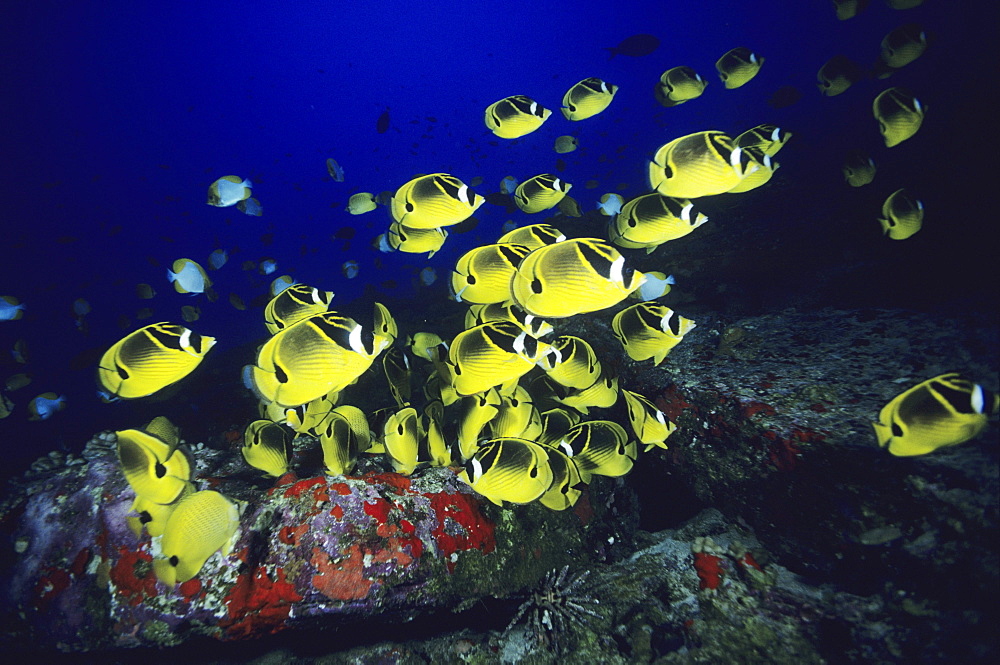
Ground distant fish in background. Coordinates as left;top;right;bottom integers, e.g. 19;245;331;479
27;392;66;421
270;275;296;296
0;296;25;321
419;267;437;286
832;0;869;20
5;372;31;391
228;293;247;310
167;258;211;295
604;33;660;59
874;23;927;78
873;87;924;147
72;298;91;317
767;85;801;109
843;150;876;187
237;197;263;216
879;188;924;240
181;305;200;322
136;283;157;299
817;55;863;97
716;47;765;89
342;260;360;279
326;158;345;182
10;338;28;364
259;258;277;275
208;248;228;270
554;136;578;154
0;393;13;419
499;176;519;194
347;192;378;215
206;176;252;207
377;107;390;134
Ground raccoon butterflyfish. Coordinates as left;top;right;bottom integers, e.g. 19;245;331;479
0;296;25;321
554;136;579;153
206;176;252;207
407;332;448;363
382;346;411;408
283;390;340;435
246;311;388;408
372;302;398;348
136;283;156;299
446;321;552;397
513;174;572;214
27;392;65;420
319;410;363;476
612;302;696;365
97;322;216;400
609;193;708;253
241;420;292;478
561;77;618;121
153;490;241;585
621;389;676;452
557;420;636;483
390;173;483;229
116;426;192;504
326;158;345;182
127;490;191;539
873;87;924;147
465;303;553;338
484;95;552;139
832;0;868;20
654;66;707;107
648;131;757;198
457;388;502;461
630;271;675;301
817;55;862;97
879;23;927;71
726;148;779;193
422;400;452;467
386;221;448;258
270;275;296;296
511;237;645;318
496;223;566;250
451;243;532;304
734;124;792;157
593;194;621;217
843;150;876;187
537;408;582;447
263;284;334;335
333;404;372;453
5;372;31;391
715;47;764;89
181;305;200;323
236;197;262;216
879;188;924;240
552;368;619;415
874;373;999;456
458;437;554;506
538;335;602;391
347;192;377;214
490;385;543;440
167;258;211;295
382;407;425;475
535;444;585;511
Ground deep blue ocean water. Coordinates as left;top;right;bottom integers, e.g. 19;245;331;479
1;0;995;479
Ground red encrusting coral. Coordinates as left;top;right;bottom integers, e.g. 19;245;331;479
693;551;724;590
424;491;496;572
310;545;373;602
283;476;326;499
221;562;302;639
109;546;158;606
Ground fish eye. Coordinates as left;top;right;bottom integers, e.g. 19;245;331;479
275;364;289;384
169;555;179;567
531;278;543;294
154;462;166;478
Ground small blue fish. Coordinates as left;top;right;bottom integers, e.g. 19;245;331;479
259;259;277;275
327;158;345;182
420;267;437;286
28;392;66;421
270;275;296;296
237;197;263;216
342;260;360;279
500;176;519;194
500;220;519;234
597;193;624;216
208;249;228;270
0;296;25;321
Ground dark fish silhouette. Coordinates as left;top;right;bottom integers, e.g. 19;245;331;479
767;85;802;109
377;108;390;133
604;34;659;59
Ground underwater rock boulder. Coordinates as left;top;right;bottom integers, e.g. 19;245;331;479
0;434;599;652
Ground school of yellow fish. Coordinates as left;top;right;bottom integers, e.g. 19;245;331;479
3;0;996;585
